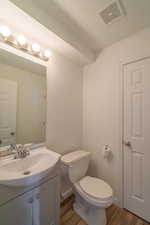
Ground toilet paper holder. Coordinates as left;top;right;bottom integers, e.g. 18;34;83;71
103;145;112;158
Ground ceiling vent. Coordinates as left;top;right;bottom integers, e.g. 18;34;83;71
99;0;126;24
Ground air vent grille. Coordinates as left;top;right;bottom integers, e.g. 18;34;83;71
99;0;125;24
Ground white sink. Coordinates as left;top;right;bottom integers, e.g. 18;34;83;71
0;147;60;187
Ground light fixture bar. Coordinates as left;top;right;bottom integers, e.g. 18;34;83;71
0;25;52;61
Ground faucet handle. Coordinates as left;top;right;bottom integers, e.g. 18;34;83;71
24;143;32;153
13;144;31;159
26;149;30;156
9;144;16;150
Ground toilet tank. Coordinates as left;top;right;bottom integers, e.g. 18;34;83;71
61;150;91;184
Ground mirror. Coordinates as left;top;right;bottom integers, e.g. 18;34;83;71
0;49;46;147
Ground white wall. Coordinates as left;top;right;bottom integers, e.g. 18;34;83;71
0;62;46;144
83;27;150;206
46;52;83;155
46;52;83;198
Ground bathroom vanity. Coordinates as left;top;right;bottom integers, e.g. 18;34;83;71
0;147;60;225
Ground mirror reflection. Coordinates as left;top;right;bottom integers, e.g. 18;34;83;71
0;49;46;147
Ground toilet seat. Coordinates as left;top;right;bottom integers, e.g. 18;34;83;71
80;176;113;200
74;176;113;207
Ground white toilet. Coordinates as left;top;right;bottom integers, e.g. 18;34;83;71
61;150;113;225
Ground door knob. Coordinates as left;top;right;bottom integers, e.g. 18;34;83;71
124;141;132;148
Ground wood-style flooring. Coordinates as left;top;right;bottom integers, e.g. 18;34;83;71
60;196;150;225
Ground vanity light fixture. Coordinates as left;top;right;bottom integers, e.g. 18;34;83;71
44;49;52;59
0;25;52;61
31;43;41;54
0;25;11;39
17;35;27;47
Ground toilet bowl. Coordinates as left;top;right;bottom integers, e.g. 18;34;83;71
61;150;113;225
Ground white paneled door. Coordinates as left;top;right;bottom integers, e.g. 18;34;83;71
123;58;150;222
0;79;17;147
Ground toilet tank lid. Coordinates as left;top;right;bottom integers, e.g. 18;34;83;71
61;150;91;165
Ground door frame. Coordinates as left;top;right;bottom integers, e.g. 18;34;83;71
118;55;150;208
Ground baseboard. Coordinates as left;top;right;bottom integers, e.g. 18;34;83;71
113;197;121;208
60;188;73;202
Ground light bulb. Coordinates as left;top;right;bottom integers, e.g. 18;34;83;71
17;35;27;46
31;43;41;53
0;25;11;38
44;49;52;58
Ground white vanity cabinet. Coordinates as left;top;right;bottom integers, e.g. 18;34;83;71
32;177;59;225
0;190;33;225
0;176;60;225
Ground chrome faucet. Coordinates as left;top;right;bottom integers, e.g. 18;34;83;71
9;144;17;151
16;145;30;159
9;144;30;159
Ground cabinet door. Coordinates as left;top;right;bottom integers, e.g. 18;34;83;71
33;177;60;225
0;191;33;225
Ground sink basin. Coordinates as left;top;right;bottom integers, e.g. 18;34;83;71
0;147;60;187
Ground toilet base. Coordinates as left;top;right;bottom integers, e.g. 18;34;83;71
73;194;106;225
73;202;87;223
